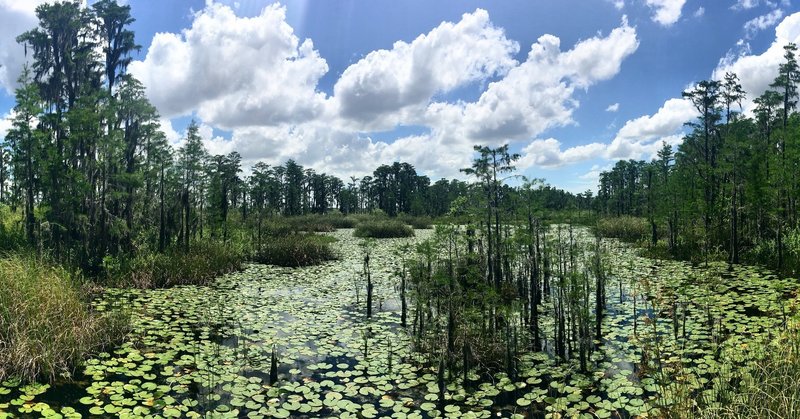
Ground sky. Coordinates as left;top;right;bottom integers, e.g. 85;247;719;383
1;0;799;193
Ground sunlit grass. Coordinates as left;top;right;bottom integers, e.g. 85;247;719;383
0;256;128;383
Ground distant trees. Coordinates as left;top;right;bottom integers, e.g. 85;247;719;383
596;43;800;271
0;0;588;278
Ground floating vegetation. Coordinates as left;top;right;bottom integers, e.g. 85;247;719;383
1;228;797;418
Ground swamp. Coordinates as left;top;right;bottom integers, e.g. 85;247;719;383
2;1;800;418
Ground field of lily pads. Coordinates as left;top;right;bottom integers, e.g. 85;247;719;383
0;228;797;418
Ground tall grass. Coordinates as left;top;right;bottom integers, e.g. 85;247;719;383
254;234;338;267
697;320;800;418
398;214;433;229
0;204;26;253
354;219;415;238
0;256;129;383
594;216;650;242
105;241;244;288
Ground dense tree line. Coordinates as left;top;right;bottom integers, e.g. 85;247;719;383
596;43;800;271
0;1;590;277
0;1;465;273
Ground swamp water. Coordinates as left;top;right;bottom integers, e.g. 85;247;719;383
0;228;797;418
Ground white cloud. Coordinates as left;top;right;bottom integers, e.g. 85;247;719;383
608;0;625;10
694;7;705;18
0;111;13;139
744;9;785;38
129;3;329;128
0;0;51;94
331;9;519;130
428;18;638;145
606;102;620;112
645;0;687;26
714;11;800;112
732;0;761;10
518;138;606;168
607;98;696;159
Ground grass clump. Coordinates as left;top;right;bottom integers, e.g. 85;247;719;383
106;241;244;288
691;317;800;418
0;256;129;383
354;220;415;238
254;234;338;267
594;216;650;242
398;214;433;229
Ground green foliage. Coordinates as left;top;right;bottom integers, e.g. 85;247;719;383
0;256;129;383
253;234;338;267
105;241;244;288
594;216;650;242
353;220;414;238
398;214;433;229
0;205;25;253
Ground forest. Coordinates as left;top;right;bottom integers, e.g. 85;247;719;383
0;1;799;419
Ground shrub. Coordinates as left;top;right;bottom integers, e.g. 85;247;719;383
354;220;415;238
254;234;338;267
0;256;129;383
0;205;26;253
107;241;244;288
399;214;433;229
594;216;650;242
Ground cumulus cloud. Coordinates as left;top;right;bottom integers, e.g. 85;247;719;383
0;0;53;94
332;9;519;130
518;138;606;169
428;18;638;145
744;9;785;39
732;0;760;10
606;102;620;112
0;111;13;139
517;97;695;170
645;0;687;26
714;11;800;111
129;3;329;128
607;98;696;159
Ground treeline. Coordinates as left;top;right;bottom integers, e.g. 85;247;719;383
0;0;589;277
596;43;800;271
0;1;470;273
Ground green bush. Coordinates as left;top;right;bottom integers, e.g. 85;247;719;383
0;256;129;382
0;205;26;253
594;216;650;242
254;234;338;267
399;214;433;229
107;241;244;288
354;220;415;238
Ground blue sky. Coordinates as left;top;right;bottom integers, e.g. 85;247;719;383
1;0;798;192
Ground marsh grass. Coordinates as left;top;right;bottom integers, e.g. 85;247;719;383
254;233;338;267
288;214;358;232
106;241;244;288
696;321;800;418
398;214;433;229
0;256;129;383
594;216;650;242
354;220;415;238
